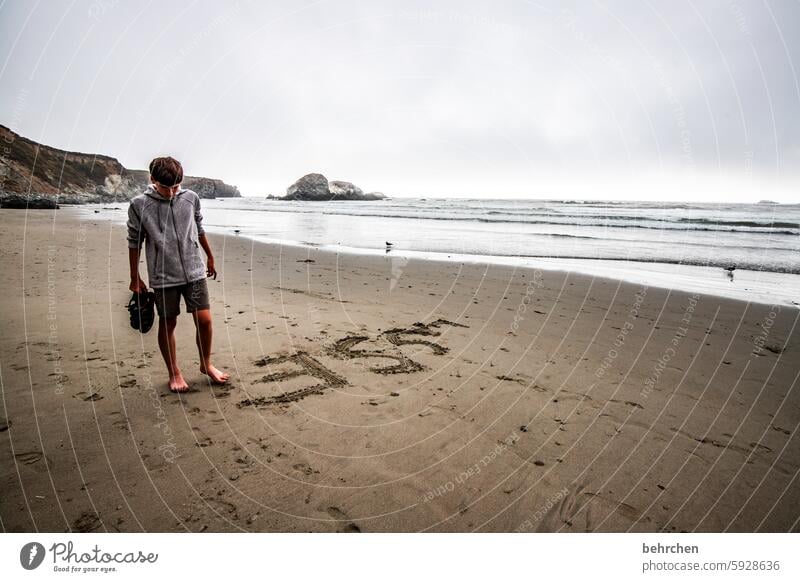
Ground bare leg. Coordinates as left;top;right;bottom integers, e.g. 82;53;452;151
192;308;229;384
157;316;189;392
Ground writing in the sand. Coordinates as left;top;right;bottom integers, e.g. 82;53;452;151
239;319;468;407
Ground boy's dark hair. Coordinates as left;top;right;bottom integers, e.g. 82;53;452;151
149;156;184;186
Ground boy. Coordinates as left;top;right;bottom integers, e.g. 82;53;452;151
127;156;229;392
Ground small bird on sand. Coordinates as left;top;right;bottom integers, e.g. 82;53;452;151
725;265;736;281
385;241;393;247
234;229;241;235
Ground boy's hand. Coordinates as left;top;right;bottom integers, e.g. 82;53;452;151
129;276;148;293
207;257;218;280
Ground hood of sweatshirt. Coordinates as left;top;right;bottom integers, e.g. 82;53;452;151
143;184;188;202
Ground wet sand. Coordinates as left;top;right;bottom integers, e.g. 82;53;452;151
1;207;798;532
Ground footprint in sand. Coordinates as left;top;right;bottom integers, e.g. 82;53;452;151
191;487;242;525
204;497;238;517
15;450;52;473
536;483;648;532
192;428;214;447
292;462;319;476
325;506;361;532
672;430;798;476
72;512;102;533
211;385;233;399
15;451;46;466
609;399;645;410
74;390;103;402
110;412;130;432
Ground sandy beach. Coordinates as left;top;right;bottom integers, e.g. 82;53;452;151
0;207;798;533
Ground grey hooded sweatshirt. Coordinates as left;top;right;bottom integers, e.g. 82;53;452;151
127;185;206;288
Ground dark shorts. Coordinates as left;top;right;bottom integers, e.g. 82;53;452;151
153;278;210;318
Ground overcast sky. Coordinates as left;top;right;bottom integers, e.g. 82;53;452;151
1;0;798;201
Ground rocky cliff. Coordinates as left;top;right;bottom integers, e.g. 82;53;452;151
0;125;240;203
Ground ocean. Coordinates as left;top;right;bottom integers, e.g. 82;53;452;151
91;197;800;307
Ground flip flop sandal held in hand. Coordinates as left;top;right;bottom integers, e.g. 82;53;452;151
128;291;156;334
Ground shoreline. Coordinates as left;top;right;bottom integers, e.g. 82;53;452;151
1;208;798;532
242;239;800;310
77;204;800;309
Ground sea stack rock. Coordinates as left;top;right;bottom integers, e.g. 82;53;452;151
329;180;364;199
284;174;387;201
285;173;331;201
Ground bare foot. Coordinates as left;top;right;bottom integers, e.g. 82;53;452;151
200;364;230;385
169;371;190;393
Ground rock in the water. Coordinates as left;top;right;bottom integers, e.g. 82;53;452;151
285;173;331;201
329;181;364;199
0;193;59;209
284;174;388;201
